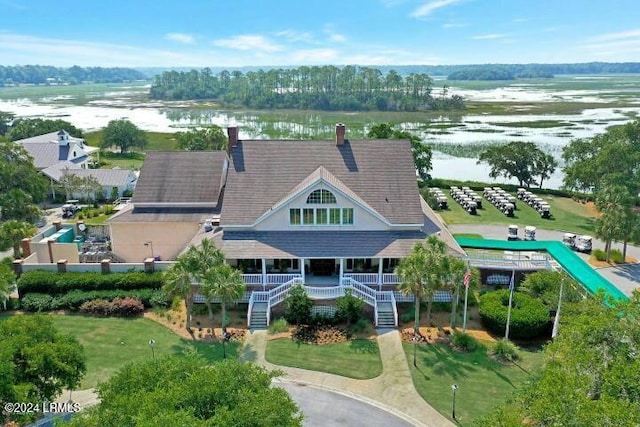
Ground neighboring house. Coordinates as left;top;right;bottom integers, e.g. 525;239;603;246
108;125;465;327
14;130;98;170
108;151;228;262
41;161;138;200
15;130;137;200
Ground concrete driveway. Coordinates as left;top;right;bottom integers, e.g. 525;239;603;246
448;224;640;296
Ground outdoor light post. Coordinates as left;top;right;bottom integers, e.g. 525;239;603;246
149;339;156;360
222;329;227;359
144;241;154;259
451;384;459;420
412;335;418;367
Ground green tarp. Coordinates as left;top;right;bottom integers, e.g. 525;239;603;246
455;238;628;301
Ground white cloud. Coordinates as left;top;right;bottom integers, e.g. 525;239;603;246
165;33;194;44
379;0;407;6
411;0;462;18
588;28;640;42
512;18;527;23
291;48;338;63
582;38;640;51
472;33;508;40
442;22;466;29
275;30;315;43
213;35;282;52
329;33;347;42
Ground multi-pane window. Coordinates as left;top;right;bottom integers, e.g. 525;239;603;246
303;208;315;224
289;208;301;225
316;209;328;224
329;208;341;224
306;189;337;204
342;208;354;225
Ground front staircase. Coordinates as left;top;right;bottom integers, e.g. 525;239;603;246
249;302;268;329
376;302;396;328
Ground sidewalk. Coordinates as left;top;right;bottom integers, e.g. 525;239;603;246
241;328;454;427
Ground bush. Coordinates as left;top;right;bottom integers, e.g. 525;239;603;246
593;249;607;261
450;331;478;352
400;312;414;324
351;318;369;334
610;249;624;264
478;290;550;339
335;289;365;326
21;293;55;311
17;270;165;295
283;284;312;326
79;297;144;317
21;288;168;312
489;339;520;363
267;318;289;334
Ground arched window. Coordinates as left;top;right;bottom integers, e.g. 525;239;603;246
306;189;336;204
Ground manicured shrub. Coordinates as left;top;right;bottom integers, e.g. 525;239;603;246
21;293;54;312
267;318;289;334
21;288;168;312
610;249;624;264
79;297;144;317
335;289;365;326
593;249;607;261
450;331;478;352
489;339;520;363
283;284;312;326
17;270;165;295
351;318;369;334
478;290;550;339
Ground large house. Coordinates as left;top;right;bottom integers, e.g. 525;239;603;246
15;130;137;199
108;125;464;326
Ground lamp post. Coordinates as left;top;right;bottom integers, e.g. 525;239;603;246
412;335;418;367
149;339;156;360
144;241;154;259
451;384;459;420
222;329;227;359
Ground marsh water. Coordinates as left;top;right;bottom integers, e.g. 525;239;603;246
1;74;639;188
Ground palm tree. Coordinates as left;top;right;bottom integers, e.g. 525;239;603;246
0;264;15;310
0;220;37;258
446;257;468;329
201;264;246;337
396;243;428;334
422;235;449;324
163;257;195;330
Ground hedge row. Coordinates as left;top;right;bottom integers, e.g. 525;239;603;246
79;298;145;317
478;290;550;339
17;270;165;295
21;288;170;312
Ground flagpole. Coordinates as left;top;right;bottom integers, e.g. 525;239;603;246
552;277;564;339
505;270;515;340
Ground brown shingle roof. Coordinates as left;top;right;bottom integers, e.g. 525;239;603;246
222;139;423;225
131;151;228;206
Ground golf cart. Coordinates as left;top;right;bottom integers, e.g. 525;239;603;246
539;204;551;219
61;200;82;219
575;235;593;253
437;196;448;210
563;233;577;249
507;225;519;241
524;226;536;241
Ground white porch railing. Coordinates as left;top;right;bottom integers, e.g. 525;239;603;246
267;273;301;285
343;273;378;285
382;273;400;285
242;274;263;285
305;286;345;299
376;291;398;326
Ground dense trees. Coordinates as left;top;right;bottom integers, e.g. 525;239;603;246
150;66;465;111
176;126;227;151
0;65;145;86
476;294;640;426
477;142;558;188
65;356;302;427
0;315;86;425
367;122;433;180
6;118;83;141
0;141;47;224
100;119;147;154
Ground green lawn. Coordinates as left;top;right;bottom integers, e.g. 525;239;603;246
439;193;597;234
453;233;484;239
265;338;383;379
26;315;238;389
404;342;544;423
84;130;178;170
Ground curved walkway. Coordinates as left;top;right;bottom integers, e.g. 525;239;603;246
241;329;453;427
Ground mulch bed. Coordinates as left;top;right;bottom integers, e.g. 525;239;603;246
401;327;449;345
293;325;350;345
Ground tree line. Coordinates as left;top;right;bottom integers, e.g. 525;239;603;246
0;65;146;86
448;66;554;80
149;66;465;111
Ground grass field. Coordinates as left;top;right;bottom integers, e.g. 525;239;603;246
404;342;545;423
42;315;237;388
439;193;597;234
84;130;178;169
265;338;383;379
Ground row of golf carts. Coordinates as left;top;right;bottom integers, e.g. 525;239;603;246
483;187;515;217
450;186;482;215
516;188;552;218
508;225;537;241
427;187;449;210
507;225;593;253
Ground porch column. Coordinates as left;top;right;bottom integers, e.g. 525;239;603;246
300;258;305;283
378;257;383;291
261;258;267;291
339;258;344;285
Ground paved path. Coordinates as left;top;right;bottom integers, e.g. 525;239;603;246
241;329;453;427
448;224;640;296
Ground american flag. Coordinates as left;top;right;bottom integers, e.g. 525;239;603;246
463;269;471;288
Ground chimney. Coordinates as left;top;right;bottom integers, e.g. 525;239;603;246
227;126;239;150
336;123;346;146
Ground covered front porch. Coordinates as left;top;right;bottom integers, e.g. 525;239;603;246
229;257;401;289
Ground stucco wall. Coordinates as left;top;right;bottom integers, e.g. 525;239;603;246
110;221;199;262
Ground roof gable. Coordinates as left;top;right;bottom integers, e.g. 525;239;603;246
221;139;423;225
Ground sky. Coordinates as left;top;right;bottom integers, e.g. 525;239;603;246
0;0;639;67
